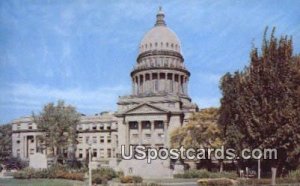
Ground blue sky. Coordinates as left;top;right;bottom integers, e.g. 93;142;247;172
0;0;299;124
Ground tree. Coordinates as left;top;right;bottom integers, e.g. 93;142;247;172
0;124;12;161
170;108;223;171
33;100;80;164
219;28;300;176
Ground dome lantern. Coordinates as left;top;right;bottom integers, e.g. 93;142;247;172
155;6;166;26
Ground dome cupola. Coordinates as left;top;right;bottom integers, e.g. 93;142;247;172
139;7;181;54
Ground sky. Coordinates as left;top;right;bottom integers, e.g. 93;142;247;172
0;0;299;124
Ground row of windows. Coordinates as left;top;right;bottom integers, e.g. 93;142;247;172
78;135;112;144
15;123;115;131
16;148;35;157
15;123;34;130
141;42;180;50
129;121;164;130
78;148;114;158
137;60;184;70
131;133;164;139
78;124;114;131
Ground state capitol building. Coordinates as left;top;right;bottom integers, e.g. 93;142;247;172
10;8;198;178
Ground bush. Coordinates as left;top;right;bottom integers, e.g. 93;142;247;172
92;174;108;184
237;178;298;186
174;169;237;179
13;168;35;179
120;175;143;183
198;178;237;186
92;167;117;184
13;166;84;181
2;157;28;170
92;167;116;179
287;169;300;181
132;175;143;183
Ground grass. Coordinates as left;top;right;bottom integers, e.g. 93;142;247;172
0;178;85;186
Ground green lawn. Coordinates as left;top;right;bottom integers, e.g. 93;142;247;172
0;178;85;186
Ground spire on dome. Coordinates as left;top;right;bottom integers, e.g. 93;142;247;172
155;6;166;26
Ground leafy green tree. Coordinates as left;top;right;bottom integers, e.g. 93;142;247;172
171;108;223;171
219;28;300;176
33;100;80;163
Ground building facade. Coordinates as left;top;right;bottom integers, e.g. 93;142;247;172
11;8;198;178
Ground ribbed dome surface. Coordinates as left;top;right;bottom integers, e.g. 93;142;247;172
139;26;181;54
139;7;181;54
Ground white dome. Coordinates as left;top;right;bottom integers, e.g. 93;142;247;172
139;8;181;54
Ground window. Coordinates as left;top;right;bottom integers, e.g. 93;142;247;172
86;136;90;144
106;123;111;130
93;149;97;158
100;136;104;143
63;149;68;158
28;124;33;130
158;133;164;139
154;121;164;129
17;149;20;157
99;124;104;130
100;149;104;158
129;121;138;129
107;148;112;158
31;139;34;143
142;121;151;129
112;148;115;158
92;125;97;130
30;148;35;155
155;80;159;91
16;140;20;144
78;149;83;158
168;103;175;108
78;136;83;143
92;136;97;144
145;134;151;139
107;135;111;143
17;124;21;130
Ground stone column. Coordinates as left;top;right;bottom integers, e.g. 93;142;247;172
137;75;140;94
163;121;168;148
183;75;185;94
138;121;142;145
150;73;153;93
172;73;175;93
179;75;182;94
186;78;189;95
165;72;168;93
180;75;184;94
125;122;129;147
23;136;26;158
140;75;143;94
150;121;155;147
132;77;134;95
143;73;146;94
34;135;37;153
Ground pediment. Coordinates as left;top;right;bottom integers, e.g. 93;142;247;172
124;103;169;115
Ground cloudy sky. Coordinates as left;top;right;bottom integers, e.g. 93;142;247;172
0;0;299;124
